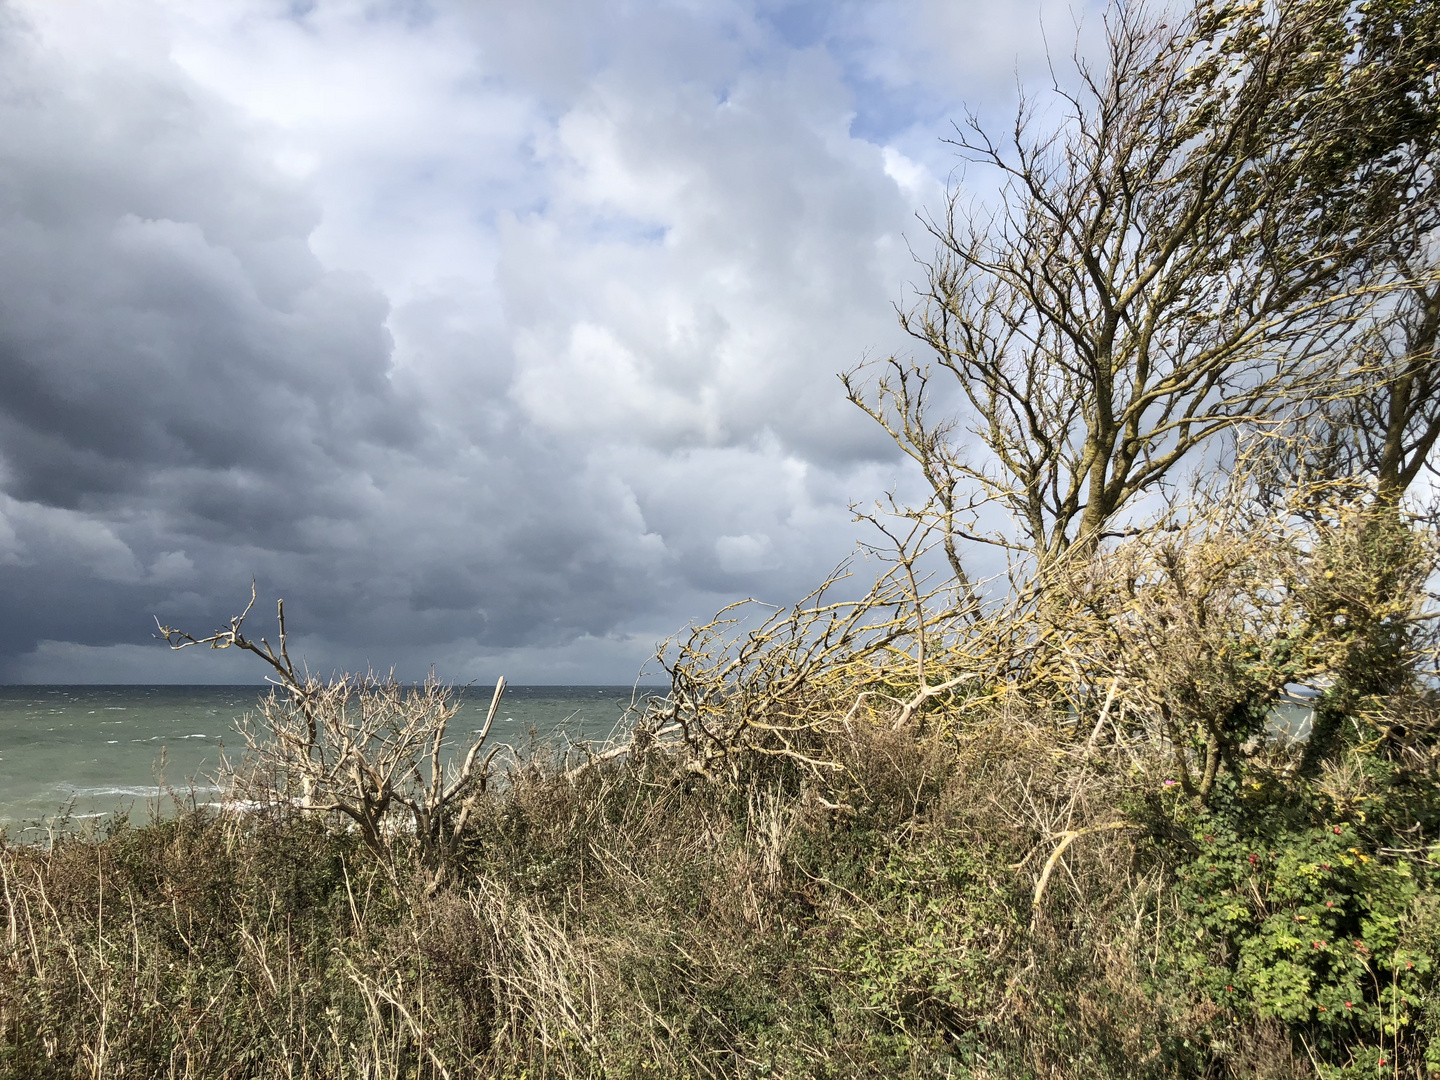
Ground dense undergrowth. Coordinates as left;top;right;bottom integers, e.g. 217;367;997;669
2;679;1437;1079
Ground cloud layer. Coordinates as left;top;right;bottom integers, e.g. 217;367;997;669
0;0;1081;683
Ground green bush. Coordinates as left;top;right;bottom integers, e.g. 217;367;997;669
1149;772;1440;1076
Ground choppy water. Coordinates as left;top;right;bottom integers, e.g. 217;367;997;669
0;684;648;831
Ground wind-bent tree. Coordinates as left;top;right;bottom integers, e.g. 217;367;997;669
1292;0;1440;505
1369;278;1440;503
847;0;1440;571
1303;275;1440;505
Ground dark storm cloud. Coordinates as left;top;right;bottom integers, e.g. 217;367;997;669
0;11;470;671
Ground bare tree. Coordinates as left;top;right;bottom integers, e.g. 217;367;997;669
847;0;1436;570
157;586;506;885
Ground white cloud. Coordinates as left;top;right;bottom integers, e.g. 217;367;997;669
716;533;775;574
148;550;195;585
881;144;939;203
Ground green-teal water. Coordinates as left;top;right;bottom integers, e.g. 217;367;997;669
0;684;649;832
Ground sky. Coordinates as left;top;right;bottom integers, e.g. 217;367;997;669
0;0;1099;685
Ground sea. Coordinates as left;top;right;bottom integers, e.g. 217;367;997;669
0;684;653;835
